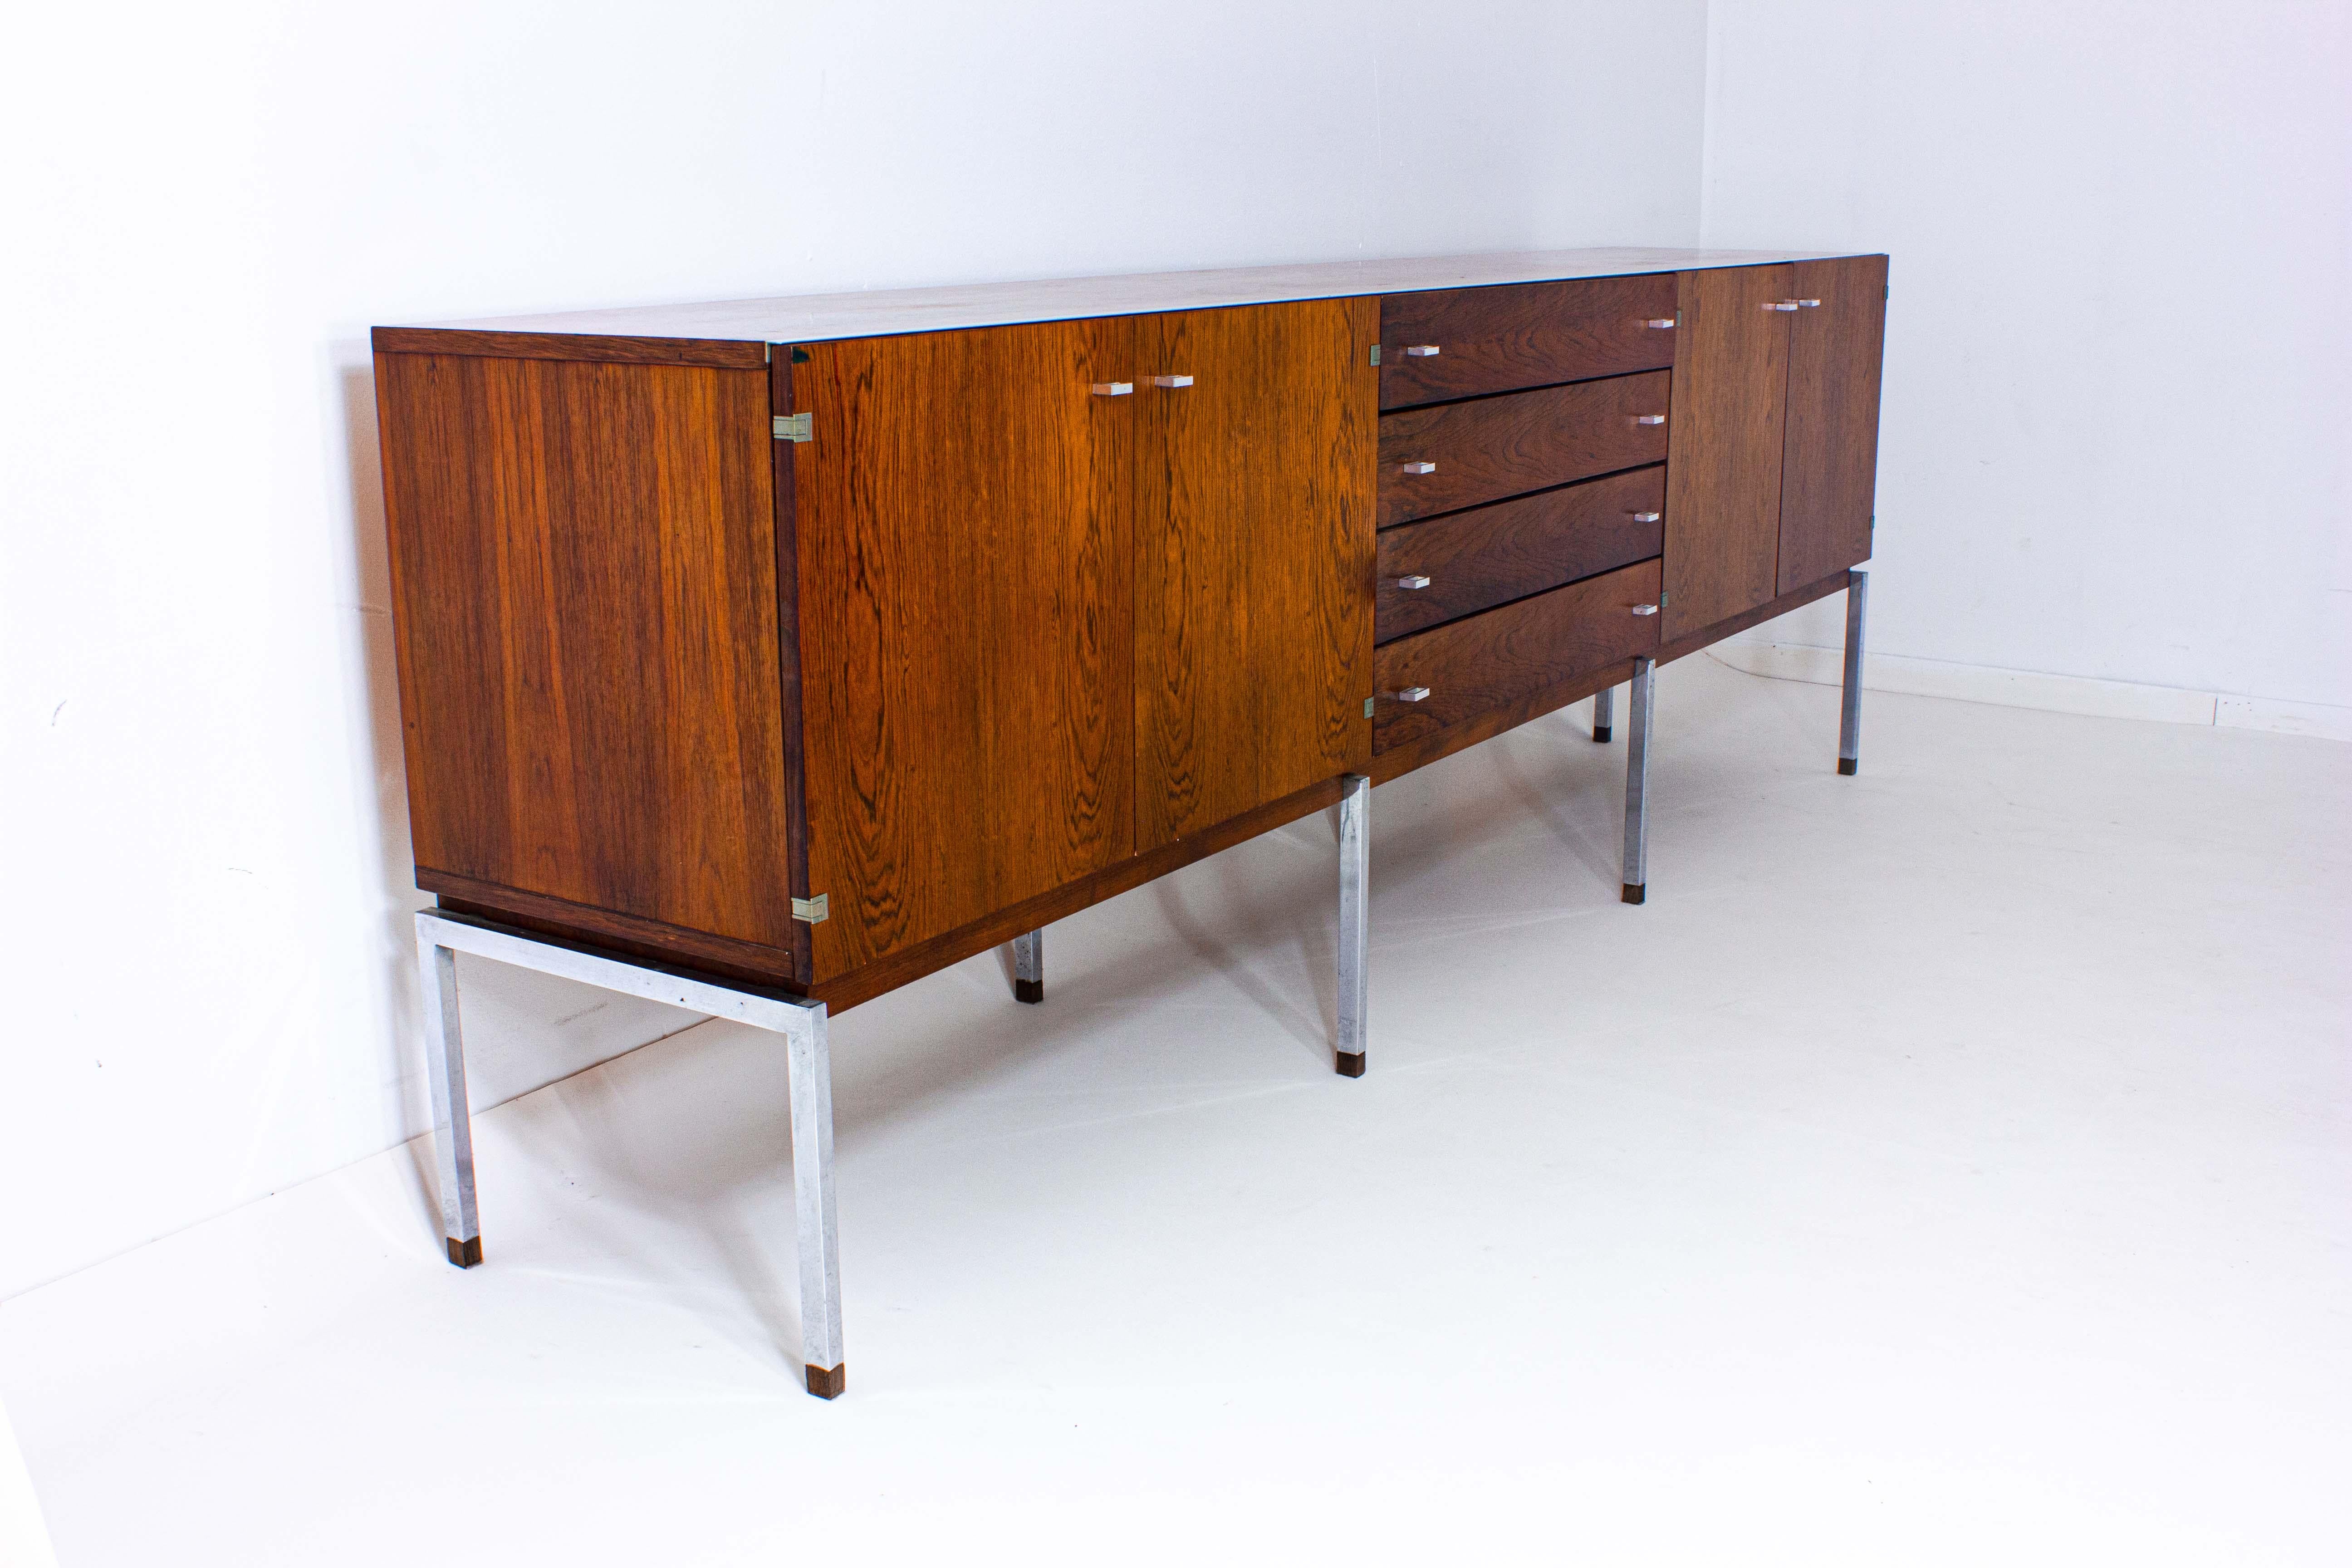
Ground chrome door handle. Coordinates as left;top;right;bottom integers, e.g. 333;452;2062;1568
1630;511;1661;522
1399;461;1436;475
1389;575;1432;590
1636;414;1666;425
1090;382;1133;396
1151;374;1193;388
1631;604;1659;616
1404;345;1441;357
1384;686;1432;702
1643;318;1677;328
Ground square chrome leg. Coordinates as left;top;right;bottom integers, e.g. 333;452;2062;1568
1592;683;1614;743
1839;569;1868;776
1011;927;1044;1004
1336;772;1370;1077
785;1004;847;1398
416;929;481;1267
1622;657;1655;905
410;910;847;1398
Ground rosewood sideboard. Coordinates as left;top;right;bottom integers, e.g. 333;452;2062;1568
375;246;1889;1397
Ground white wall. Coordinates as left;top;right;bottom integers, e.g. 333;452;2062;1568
0;0;1709;1299
1699;0;2352;712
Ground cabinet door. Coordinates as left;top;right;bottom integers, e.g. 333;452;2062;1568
1133;299;1378;850
1661;264;1792;641
1777;254;1889;593
793;320;1136;980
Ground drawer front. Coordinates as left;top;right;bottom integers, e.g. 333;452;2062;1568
1377;370;1670;529
1372;559;1662;752
1380;273;1678;409
1376;466;1665;643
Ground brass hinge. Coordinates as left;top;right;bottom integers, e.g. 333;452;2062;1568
773;413;813;442
792;892;829;924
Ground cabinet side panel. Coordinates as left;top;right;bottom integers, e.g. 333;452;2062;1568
376;352;797;950
793;321;1137;980
1134;297;1378;850
1777;254;1889;592
1662;265;1793;640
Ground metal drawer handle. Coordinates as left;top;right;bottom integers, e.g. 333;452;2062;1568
1642;318;1677;328
1630;511;1661;522
1764;301;1801;311
1384;686;1432;702
1631;604;1659;616
1404;344;1441;357
1390;574;1432;590
1152;374;1193;388
1399;461;1437;475
1636;414;1666;425
1090;381;1133;396
1794;299;1821;308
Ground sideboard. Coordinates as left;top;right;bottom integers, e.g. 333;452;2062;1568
375;245;1888;1397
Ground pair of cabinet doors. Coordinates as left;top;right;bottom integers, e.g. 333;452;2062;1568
1663;255;1889;640
789;299;1378;978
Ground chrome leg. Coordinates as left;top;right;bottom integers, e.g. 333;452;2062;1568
1336;772;1369;1077
1622;657;1655;905
416;930;481;1267
1839;569;1868;776
410;909;848;1398
784;1004;847;1399
1592;683;1614;743
1011;928;1044;1004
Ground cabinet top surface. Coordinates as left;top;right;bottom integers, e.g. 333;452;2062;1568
395;246;1877;347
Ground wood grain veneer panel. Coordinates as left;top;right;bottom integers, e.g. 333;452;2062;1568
1777;255;1888;593
377;352;796;951
1133;299;1378;851
767;349;814;983
1377;372;1671;528
1654;567;1854;666
1372;559;1661;751
1378;273;1678;409
372;327;766;368
1374;466;1665;643
792;320;1137;980
1662;265;1793;640
810;774;1349;1014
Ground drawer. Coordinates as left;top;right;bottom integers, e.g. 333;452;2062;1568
1380;273;1678;410
1372;559;1662;752
1377;370;1670;529
1376;466;1665;643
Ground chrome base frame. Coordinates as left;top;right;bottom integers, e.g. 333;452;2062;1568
1621;657;1656;904
1592;683;1615;743
1336;772;1370;1076
413;909;847;1399
1011;927;1044;1003
1839;569;1868;775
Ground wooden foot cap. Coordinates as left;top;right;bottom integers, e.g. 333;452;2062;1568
1621;883;1646;905
446;1236;482;1268
1013;979;1044;1004
1838;757;1858;776
805;1362;847;1400
1592;725;1612;743
1335;1051;1366;1078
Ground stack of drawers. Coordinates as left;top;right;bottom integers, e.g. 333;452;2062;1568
1371;274;1680;751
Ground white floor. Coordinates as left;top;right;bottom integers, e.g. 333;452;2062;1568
5;657;2347;1566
